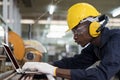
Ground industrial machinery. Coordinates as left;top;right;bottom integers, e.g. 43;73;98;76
23;40;47;62
0;16;48;80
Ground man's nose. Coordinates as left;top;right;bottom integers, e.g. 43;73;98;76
73;34;78;40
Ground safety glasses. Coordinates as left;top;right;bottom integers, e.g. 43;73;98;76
72;23;87;35
72;17;98;35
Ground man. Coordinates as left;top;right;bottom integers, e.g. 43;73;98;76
22;3;120;80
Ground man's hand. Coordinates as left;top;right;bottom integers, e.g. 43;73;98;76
22;62;57;76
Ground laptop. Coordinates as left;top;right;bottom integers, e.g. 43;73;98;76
2;42;55;80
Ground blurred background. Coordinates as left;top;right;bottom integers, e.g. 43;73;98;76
0;0;120;80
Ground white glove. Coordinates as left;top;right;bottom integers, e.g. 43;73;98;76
22;62;57;76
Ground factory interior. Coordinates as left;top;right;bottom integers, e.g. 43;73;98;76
0;0;120;80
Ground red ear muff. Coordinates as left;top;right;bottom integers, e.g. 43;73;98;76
89;21;101;37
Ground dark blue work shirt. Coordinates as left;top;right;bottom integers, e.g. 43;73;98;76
53;27;120;80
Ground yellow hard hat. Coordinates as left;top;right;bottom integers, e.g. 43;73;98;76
67;3;101;31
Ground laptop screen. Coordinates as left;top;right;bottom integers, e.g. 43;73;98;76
3;43;20;69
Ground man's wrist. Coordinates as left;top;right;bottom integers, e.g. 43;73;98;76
54;68;71;79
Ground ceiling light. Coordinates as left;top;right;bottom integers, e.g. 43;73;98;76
21;19;67;25
0;1;10;6
111;7;120;17
48;4;56;15
47;25;68;38
21;19;34;24
0;1;2;5
47;32;65;38
0;25;4;37
49;25;68;32
57;40;66;45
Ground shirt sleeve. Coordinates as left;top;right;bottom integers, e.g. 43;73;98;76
71;35;120;80
53;44;98;69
